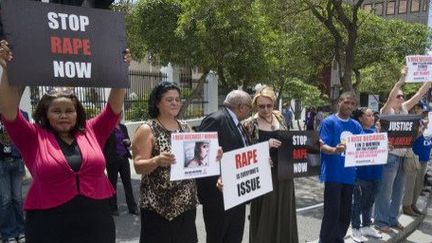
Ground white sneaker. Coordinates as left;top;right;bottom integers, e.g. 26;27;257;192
362;226;382;238
351;229;368;242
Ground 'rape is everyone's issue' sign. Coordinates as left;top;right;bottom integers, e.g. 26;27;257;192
221;142;273;210
405;55;432;83
1;0;128;87
170;132;220;181
344;132;388;167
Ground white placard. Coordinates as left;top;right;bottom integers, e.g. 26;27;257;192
368;94;379;112
345;132;388;167
170;132;220;181
406;55;432;83
424;112;432;137
221;142;273;210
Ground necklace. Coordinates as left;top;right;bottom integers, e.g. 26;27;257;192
258;114;275;130
157;118;180;132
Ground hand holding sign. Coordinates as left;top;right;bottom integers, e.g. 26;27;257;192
0;40;12;69
156;152;176;167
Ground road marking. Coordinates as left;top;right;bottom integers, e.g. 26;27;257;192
296;202;324;213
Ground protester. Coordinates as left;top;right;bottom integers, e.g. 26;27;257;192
0;40;129;243
0;110;28;243
197;90;252;243
350;107;383;242
315;107;325;130
305;107;316;130
402;103;431;216
243;85;298;243
282;103;293;129
132;82;223;243
103;117;138;216
374;66;431;233
318;91;363;243
185;141;210;168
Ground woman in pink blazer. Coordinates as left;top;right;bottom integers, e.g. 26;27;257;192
0;40;129;243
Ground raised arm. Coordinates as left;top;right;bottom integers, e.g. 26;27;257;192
381;67;406;115
107;48;131;114
403;82;431;111
0;40;22;121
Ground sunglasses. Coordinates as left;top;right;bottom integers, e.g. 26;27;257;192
257;104;273;109
45;87;75;97
396;94;405;99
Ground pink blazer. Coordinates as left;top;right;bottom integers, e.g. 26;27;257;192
2;105;120;210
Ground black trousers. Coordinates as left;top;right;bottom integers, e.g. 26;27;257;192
106;156;137;212
25;196;115;243
139;208;197;243
319;182;354;243
202;204;245;243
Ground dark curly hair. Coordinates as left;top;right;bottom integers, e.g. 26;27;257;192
351;107;369;123
148;82;181;118
33;90;86;134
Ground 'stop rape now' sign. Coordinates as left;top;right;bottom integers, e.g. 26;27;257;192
1;0;129;88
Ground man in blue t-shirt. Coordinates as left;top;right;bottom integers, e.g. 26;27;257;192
319;92;363;243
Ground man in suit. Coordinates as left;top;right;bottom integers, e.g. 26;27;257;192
197;90;252;243
103;118;138;216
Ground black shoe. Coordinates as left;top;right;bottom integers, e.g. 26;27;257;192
111;210;119;216
129;208;139;215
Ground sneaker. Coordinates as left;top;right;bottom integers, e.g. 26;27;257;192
361;226;382;238
351;228;368;243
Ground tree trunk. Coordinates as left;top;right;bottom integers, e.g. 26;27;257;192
178;69;210;118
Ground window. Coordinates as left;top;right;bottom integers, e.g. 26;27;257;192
364;4;373;12
411;0;420;12
387;1;396;14
375;2;384;15
399;0;408;13
423;0;428;11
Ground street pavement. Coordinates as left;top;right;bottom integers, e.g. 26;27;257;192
21;163;431;243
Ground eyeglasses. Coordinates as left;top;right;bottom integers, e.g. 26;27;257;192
257;104;273;109
396;94;405;99
45;87;75;97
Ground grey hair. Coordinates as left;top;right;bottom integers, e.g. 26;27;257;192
223;90;251;109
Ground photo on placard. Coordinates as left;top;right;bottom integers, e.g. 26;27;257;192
184;141;210;168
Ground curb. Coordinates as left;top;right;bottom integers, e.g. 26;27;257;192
356;190;432;243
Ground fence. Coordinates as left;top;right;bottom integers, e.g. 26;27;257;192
30;70;207;120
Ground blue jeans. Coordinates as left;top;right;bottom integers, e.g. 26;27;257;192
374;154;406;227
351;180;380;229
0;158;25;240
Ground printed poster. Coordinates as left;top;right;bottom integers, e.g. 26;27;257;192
1;0;128;87
278;131;321;179
170;132;220;181
405;55;432;83
379;114;421;148
344;133;388;167
221;142;273;210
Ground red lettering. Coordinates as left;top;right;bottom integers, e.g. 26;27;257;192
235;154;241;169
49;36;91;56
252;149;257;163
50;36;61;54
292;149;308;160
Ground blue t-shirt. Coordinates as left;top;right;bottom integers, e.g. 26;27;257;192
356;128;383;181
320;114;363;184
412;135;432;162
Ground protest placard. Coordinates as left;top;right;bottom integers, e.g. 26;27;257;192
379;114;421;148
405;55;432;83
221;142;273;210
344;132;388;167
170;132;220;181
1;0;128;87
278;131;321;179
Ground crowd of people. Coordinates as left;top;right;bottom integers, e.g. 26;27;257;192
0;24;431;243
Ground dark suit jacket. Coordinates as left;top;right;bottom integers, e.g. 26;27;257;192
197;107;246;208
103;124;132;164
